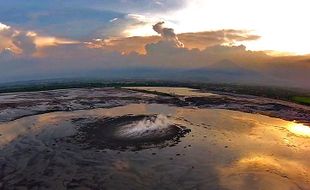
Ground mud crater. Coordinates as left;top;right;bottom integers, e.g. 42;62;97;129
68;114;191;150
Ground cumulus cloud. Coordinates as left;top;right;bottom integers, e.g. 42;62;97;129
0;48;15;61
1;40;309;89
0;23;80;57
152;22;184;47
11;32;37;55
85;36;158;54
0;22;309;89
0;23;15;50
87;29;260;54
179;30;260;49
0;23;10;31
0;24;36;56
92;13;154;39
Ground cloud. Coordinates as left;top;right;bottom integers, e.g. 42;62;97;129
179;30;260;49
0;24;37;55
109;18;119;22
85;36;159;54
152;22;184;47
0;22;309;89
0;5;124;40
145;40;184;55
0;48;15;61
86;29;260;54
0;23;80;57
85;0;186;13
1;40;309;89
88;13;158;40
0;23;10;31
11;32;37;55
0;23;15;50
0;0;186;40
142;42;269;69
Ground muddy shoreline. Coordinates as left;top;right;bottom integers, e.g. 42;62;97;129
0;87;309;125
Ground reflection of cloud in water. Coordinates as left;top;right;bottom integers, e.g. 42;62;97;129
1;103;309;189
228;113;310;149
219;155;310;190
287;123;310;138
0;112;76;147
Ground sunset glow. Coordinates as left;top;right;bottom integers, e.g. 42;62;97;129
0;1;309;189
0;0;309;88
287;123;310;138
124;0;310;55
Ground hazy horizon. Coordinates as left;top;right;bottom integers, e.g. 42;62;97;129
0;0;310;89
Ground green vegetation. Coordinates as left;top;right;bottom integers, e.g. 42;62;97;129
292;96;310;105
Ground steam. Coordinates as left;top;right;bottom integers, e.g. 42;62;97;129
133;114;171;130
152;22;184;47
116;114;173;138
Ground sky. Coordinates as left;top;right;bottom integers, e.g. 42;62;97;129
0;0;309;88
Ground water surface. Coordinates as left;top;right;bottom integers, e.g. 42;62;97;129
1;103;309;190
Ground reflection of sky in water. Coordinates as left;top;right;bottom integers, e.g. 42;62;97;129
0;104;309;190
287;123;310;138
219;154;310;190
0;112;76;147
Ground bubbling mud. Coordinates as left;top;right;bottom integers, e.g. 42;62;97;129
70;114;191;150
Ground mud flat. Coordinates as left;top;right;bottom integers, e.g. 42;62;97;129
0;87;309;190
124;86;219;97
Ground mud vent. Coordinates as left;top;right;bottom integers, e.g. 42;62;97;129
68;114;191;150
